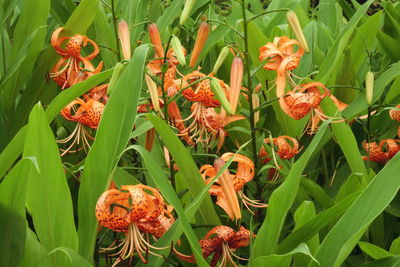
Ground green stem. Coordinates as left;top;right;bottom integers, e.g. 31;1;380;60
111;0;121;61
247;8;290;23
241;0;259;175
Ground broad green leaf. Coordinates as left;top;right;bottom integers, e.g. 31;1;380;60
20;229;51;267
336;174;363;202
316;0;373;83
252;243;319;267
77;46;149;260
50;247;93;267
361;256;400;267
358;241;393;260
0;159;34;267
343;61;400;118
309;153;400;267
0;70;112;180
23;104;77;266
252;121;329;258
320;98;366;175
293;201;319;266
146;114;220;225
277;192;360;254
390;237;400;255
300;178;334;208
64;0;100;34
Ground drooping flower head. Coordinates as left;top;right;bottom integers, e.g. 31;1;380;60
50;27;103;89
174;225;252;267
58;96;105;156
259;135;300;164
200;153;266;219
362;139;400;163
259;36;304;97
96;184;174;266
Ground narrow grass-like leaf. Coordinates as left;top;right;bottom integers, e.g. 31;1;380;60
146;114;220;225
77;46;149;260
23;104;78;266
309;153;400;267
358;242;393;260
253;243;319;267
252;121;329;258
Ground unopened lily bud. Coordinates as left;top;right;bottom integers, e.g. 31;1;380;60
252;93;260;124
287;10;310;53
212;46;230;74
107;62;125;95
365;71;374;105
214;158;241;220
148;23;164;58
145;128;156;151
171;35;186;66
229;57;243;114
189;21;210;68
180;0;196;25
118;20;131;60
210;78;233;115
145;72;160;113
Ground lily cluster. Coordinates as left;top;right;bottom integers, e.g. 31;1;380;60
50;27;107;155
143;23;245;151
259;36;346;134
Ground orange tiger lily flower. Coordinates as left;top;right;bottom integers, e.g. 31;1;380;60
259;135;300;164
174;225;251;267
96;184;174;266
259;36;304;98
389;104;400;137
362;139;400;163
57;97;104;156
50;27;103;89
174;71;223;145
200;153;267;219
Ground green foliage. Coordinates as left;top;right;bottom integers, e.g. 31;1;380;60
1;0;400;266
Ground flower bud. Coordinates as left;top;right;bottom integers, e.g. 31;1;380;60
210;78;233;115
189;21;210;68
118;20;131;60
171;35;186;66
148;23;164;58
287;10;310;53
145;71;160;113
229;57;243;114
365;71;374;105
145;128;156;151
180;0;196;25
252;93;260;124
214;158;241;220
212;46;230;74
107;62;125;95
